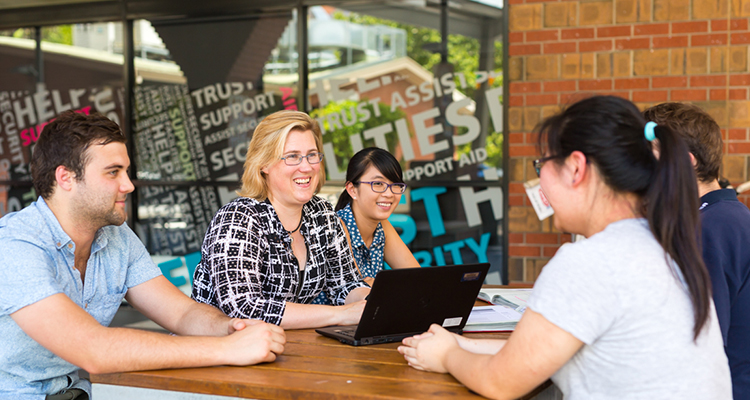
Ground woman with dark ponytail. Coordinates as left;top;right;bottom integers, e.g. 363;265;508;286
398;96;731;399
313;148;419;304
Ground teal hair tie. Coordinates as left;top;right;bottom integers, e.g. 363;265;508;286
644;121;657;142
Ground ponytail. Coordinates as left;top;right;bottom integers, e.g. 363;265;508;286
645;125;711;341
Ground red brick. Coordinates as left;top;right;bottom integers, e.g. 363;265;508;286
509;133;525;144
544;41;577;54
690;75;727;87
526;233;560;244
731;32;750;44
509;32;524;43
730;88;748;100
692;34;728;46
652;76;688;88
671;89;707;101
728;128;747;140
598;25;632;37
615;78;650;89
653;35;689;48
712;19;749;31
561;234;572;244
509;245;541;257
509;145;540;157
634;23;669;36
561;28;595;40
633;90;669;102
544;80;577;92
672;21;709;34
511;81;542;93
543;246;560;257
727;143;750;153
508;233;524;244
579;40;613;52
509;195;524;206
509;182;526;194
560;92;596;104
733;19;749;30
508;0;523;4
510;44;541;56
710;89;727;100
526;93;559;105
729;74;750;86
615;37;650;50
526;30;559;42
526;132;540;143
579;79;613;91
510;95;524;106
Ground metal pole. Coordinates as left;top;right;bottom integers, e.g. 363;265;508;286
35;26;44;85
123;18;138;229
297;3;309;111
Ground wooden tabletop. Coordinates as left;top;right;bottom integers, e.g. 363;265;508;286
91;329;549;399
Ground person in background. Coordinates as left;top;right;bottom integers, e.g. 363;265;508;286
192;110;370;329
312;147;419;304
398;96;731;399
644;102;750;399
0;111;285;400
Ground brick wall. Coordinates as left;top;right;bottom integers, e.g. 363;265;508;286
507;0;750;283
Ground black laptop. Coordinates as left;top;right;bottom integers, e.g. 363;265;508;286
316;263;490;346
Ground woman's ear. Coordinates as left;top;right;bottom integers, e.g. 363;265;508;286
567;151;588;186
345;182;358;200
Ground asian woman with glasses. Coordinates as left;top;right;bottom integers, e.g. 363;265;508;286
313;148;419;304
192;110;370;329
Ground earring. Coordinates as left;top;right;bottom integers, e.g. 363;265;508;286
352;196;356;199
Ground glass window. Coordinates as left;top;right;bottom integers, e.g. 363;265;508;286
306;4;505;282
131;14;299;256
0;24;125;215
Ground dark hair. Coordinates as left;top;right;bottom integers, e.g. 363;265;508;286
537;95;710;340
31;110;126;199
643;102;722;183
335;147;404;211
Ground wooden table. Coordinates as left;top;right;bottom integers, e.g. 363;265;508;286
91;329;552;399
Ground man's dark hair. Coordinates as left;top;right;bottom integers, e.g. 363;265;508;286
643;102;723;183
31;111;126;199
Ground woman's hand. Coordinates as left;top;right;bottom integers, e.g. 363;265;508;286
398;324;459;373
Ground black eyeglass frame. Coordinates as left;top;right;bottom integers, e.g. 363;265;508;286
354;180;408;194
280;152;324;166
533;155;559;178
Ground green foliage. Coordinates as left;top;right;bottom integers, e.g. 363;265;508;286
311;99;408;178
10;26;72;45
331;11;502;99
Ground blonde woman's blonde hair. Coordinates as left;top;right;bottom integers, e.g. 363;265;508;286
237;110;325;200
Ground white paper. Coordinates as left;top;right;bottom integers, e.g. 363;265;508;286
524;178;554;220
466;306;522;325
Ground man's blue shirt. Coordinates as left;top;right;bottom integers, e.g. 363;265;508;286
0;197;161;399
700;188;750;400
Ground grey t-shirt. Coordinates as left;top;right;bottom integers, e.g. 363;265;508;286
529;218;731;400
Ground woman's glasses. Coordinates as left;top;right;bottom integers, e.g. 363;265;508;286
280;152;324;166
355;181;407;194
533;156;558;177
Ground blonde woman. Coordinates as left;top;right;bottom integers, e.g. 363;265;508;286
192;110;370;329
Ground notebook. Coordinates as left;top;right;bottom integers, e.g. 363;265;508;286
315;263;490;346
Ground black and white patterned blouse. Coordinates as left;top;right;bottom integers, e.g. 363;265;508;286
191;195;367;325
